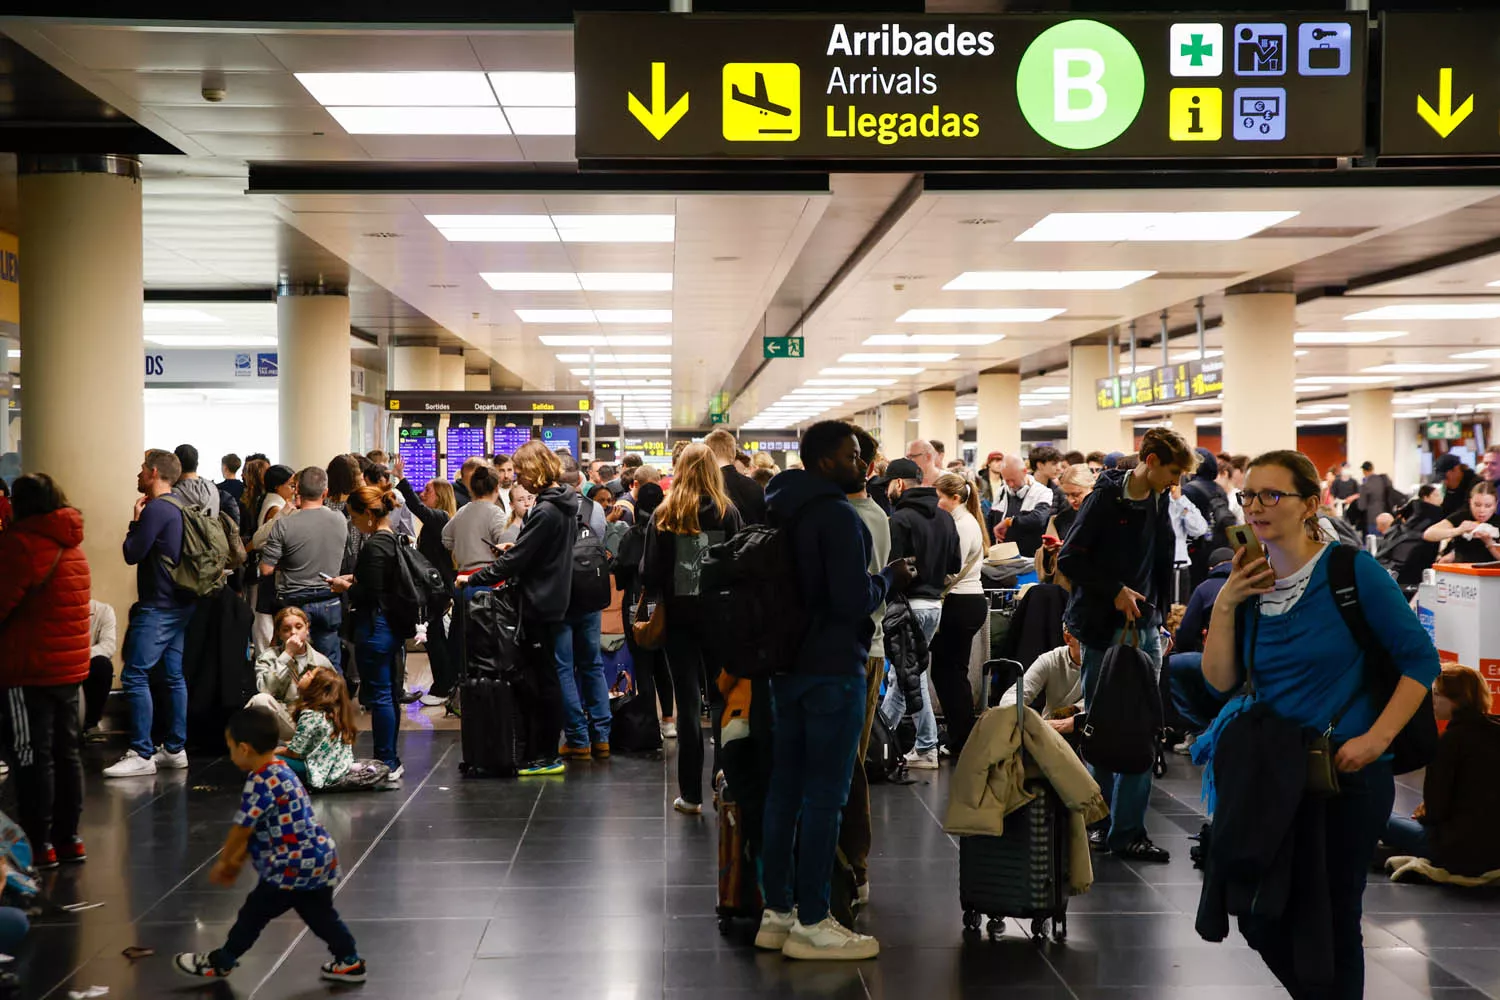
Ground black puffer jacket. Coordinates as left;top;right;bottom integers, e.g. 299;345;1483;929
469;484;578;624
882;597;929;714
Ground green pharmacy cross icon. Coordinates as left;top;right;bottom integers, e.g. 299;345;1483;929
1180;33;1214;67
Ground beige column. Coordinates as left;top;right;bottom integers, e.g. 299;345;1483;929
1221;291;1297;457
1347;388;1395;475
19;156;142;623
1170;410;1198;449
977;372;1021;457
1393;417;1421;492
277;290;351;471
392;345;440;391
877;401;909;456
439;350;465;392
463;349;490;391
465;371;491;392
1069;344;1128;453
917;388;956;458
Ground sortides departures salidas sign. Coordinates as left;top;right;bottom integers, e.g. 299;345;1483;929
574;14;1365;160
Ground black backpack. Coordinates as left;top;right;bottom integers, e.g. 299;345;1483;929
864;710;906;784
1077;630;1164;775
387;535;449;638
568;498;612;616
1326;544;1438;775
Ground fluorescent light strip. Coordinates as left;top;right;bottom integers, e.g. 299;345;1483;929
1015;210;1299;243
487;72;575;107
538;336;673;347
1362;363;1488;374
1451;349;1500;359
894;308;1062;324
143;308;222;324
295;72;497;107
581;380;673;387
483;272;672;293
864;334;1004;346
804;378;897;386
943;270;1155;291
1345;304;1500;321
840;353;960;363
326;107;510;135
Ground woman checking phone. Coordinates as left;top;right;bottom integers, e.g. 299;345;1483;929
1200;450;1439;1000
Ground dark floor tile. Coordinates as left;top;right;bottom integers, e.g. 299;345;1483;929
341;860;512;889
513;834;666;863
1047;945;1284;988
461;952;663;1000
505;859;666;889
476;915;664;956
1413;950;1500;996
491;883;665;918
1372;913;1500;950
268;917;489;991
1362;884;1500;916
860;941;1070;994
663;946;874;992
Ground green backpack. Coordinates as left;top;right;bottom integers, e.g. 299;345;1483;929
158;494;229;597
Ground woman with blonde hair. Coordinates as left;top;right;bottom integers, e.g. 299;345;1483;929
642;442;744;814
1037;464;1095;589
928;471;990;755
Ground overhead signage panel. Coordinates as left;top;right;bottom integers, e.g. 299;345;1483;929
576;13;1366;161
1381;14;1500;156
1096;358;1221;411
386;392;592;414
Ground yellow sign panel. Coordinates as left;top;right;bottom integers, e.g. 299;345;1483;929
388;399;400;410
0;232;17;327
723;63;801;141
1169;88;1222;141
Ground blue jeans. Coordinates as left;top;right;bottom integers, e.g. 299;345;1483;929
353;610;399;769
281;590;343;666
1167;652;1229;733
1081;627;1162;851
1383;814;1432;858
761;672;867;925
0;907;27;954
877;604;941;753
120;604;193;758
550;612;611;748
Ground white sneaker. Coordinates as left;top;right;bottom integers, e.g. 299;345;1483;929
419;694;447;707
782;916;880;961
1173;733;1197;756
661;722;678;739
856;881;870;907
156;748;189;770
385;765;405;782
103;750;157;778
904;750;939;770
672;797;702;816
754;908;797;951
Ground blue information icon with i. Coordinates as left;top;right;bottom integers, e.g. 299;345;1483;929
1233;88;1286;141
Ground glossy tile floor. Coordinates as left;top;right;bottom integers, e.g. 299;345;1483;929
9;731;1499;999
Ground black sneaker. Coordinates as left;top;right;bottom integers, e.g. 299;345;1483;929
1087;829;1108;853
1117;837;1171;863
320;956;367;982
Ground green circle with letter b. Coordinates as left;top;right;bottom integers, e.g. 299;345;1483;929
1016;19;1145;150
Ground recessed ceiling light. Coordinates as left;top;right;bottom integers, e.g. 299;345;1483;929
840;353;959;363
1169;349;1225;363
1015;211;1299;243
804;379;897;386
1451;349;1500;359
1297;385;1332;392
943;270;1155;291
556;354;672;364
1027;386;1072;395
143;308;222;324
517;309;595;324
582;379;673;387
482;273;582;291
1295;376;1399;385
865;334;1005;346
144;334;277;347
894;308;1061;324
503;107;576;135
295;72;496;107
1362;363;1488;374
538;335;673;347
487;72;575;107
1344;304;1500;321
326;107;510;135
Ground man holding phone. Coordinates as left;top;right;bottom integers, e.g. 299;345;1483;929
258;467;348;665
1058;427;1197;864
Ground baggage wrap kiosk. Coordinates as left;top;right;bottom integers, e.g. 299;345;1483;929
385;391;594;482
1419;564;1500;703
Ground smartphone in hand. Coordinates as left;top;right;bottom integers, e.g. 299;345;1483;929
1226;523;1266;566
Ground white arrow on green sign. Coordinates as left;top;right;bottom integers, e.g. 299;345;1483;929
763;336;804;359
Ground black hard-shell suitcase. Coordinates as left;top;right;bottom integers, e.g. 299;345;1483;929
958;679;1069;942
453;586;525;778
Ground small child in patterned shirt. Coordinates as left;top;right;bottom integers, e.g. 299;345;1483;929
174;708;365;983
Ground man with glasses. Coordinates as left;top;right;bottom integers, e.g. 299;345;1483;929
904;439;940;487
1058;426;1197;863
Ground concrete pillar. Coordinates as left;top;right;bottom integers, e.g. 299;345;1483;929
1393;417;1421;492
917;388;956;461
1347;388;1395;476
277;289;351;472
19;155;142;624
465;371;491;392
1170;410;1198;450
439;350;465;392
1221;291;1297;457
977;372;1021;457
1069;344;1128;453
392;345;440;391
877;402;909;456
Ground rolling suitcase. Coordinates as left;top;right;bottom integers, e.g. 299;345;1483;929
453;585;525;778
715;779;763;933
958;679;1069;943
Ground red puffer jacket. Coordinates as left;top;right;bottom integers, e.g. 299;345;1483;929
0;507;92;687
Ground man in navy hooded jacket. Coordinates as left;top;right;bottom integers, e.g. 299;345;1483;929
756;420;915;962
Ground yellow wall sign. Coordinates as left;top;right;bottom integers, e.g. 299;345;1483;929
1168;88;1222;141
723;63;801;141
0;232;17;327
388;399;400;410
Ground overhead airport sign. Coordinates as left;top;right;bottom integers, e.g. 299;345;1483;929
1096;358;1223;410
1381;14;1500;156
385;392;592;414
763;336;804;359
576;14;1366;160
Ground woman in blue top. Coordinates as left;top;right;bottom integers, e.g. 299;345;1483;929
1202;450;1438;1000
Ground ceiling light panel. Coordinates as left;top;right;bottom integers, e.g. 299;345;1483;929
555;354;672;364
1015;211;1299;243
804;378;898;386
864;334;1004;346
840;353;960;363
295;72;497;107
895;308;1063;324
1452;349;1500;359
1345;304;1500;321
502;107;576;135
326;107;510;135
144;308;222;324
538;335;673;347
943;270;1156;291
482;272;581;291
1294;330;1408;345
487;72;575;106
1362;363;1489;374
570;368;671;377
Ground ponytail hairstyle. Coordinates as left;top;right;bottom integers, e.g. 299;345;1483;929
347;484;398;520
935;471;989;558
1247;449;1324;542
293;666;359;746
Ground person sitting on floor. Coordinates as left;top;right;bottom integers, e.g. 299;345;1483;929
1382;664;1500;880
998;624;1085;736
277;667;356;791
248;607;332;742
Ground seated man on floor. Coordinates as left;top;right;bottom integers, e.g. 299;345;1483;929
999;624;1085;735
247;607;332;742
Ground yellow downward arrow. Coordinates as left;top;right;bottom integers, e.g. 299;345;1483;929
627;62;689;141
1416;67;1474;139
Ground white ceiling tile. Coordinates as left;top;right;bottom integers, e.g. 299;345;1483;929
38;25;282;72
469;31;574;72
259;34;484;72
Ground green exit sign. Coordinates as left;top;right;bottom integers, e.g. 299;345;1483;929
1425;420;1464;441
763;336;804;359
709;412;729;425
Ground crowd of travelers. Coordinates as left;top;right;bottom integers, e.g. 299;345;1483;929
0;425;1493;987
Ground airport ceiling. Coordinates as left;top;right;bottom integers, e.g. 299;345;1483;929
3;8;1500;433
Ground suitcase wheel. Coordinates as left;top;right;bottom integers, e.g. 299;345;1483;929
1031;917;1048;941
962;909;981;933
717;916;731;936
985;917;1003;939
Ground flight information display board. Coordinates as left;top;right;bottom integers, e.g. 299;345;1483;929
398;425;439;487
1097;358;1222;410
492;424;534;459
576;13;1367;160
446;424;487;482
623;438;671;461
541;426;581;457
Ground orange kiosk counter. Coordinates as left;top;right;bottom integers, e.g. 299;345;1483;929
1430;564;1500;702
